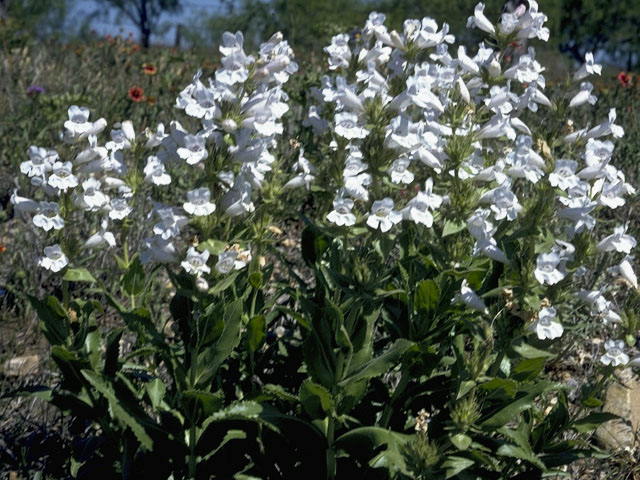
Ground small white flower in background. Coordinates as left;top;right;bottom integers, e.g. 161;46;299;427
105;122;135;151
388;158;414;184
145;123;168;148
574;51;602;81
39;244;68;272
181;247;211;276
596;225;637;254
455;279;488;315
10;189;38;213
325;33;351;70
144;156;172;186
530;306;563;340
480;184;522;221
63;105;92;140
79;177;109;210
21;146;56;178
534;252;566;285
587;108;624;139
216;248;252;274
183;188;216;216
600;339;629;367
366;198;402;233
32;202;64;231
48;161;78;192
153;208;188;240
326;196;356;227
177;134;208;165
219;177;255;216
85;230;116;249
108;198;132;220
548;159;580;191
616;255;638;289
569;82;597;108
467;209;496;243
141;236;177;264
467;3;495;35
335;111;369;140
284;150;316;190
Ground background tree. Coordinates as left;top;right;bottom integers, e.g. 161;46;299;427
97;0;181;47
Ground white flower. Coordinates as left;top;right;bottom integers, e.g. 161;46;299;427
144;156;172;186
184;188;216;216
48;161;78;192
587;108;624;139
21;146;56;178
596;225;637;254
388;158;414;184
569;82;597;108
549;159;580;191
534;252;566;285
32;202;64;231
63;105;92;139
85;231;116;249
530;307;563;340
181;247;211;276
10;189;38;213
574;52;602;81
219;177;255;217
326;196;356;227
216;248;251;274
177;134;208;165
455;279;488;314
153;208;188;240
335;112;368;140
467;209;495;243
39;244;68;272
600;339;629;367
366;198;402;233
467;3;495;34
617;256;638;289
146;123;168;148
141;236;177;264
108;198;132;220
480;185;522;221
79;177;109;210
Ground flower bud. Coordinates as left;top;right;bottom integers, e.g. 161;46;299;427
195;277;209;292
488;57;501;77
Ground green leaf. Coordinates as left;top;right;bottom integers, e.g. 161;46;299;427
512;340;556;359
300;380;334;419
442;456;475;479
414;279;439;313
442;220;466;237
480;391;540;430
28;295;69;346
581;397;603;408
183;389;224;424
208;271;240;295
81;370;153;450
511;357;547;382
572;412;620;433
335;427;411;475
497;444;546;470
450;433;472;451
247;315;266;352
146;378;166;410
121;256;145;297
63;268;97;284
339;339;413;387
480;378;517;399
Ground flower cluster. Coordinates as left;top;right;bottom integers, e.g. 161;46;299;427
12;31;296;290
289;2;637;366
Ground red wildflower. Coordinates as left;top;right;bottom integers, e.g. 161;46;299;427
618;72;633;88
128;86;144;102
0;245;6;254
142;63;157;75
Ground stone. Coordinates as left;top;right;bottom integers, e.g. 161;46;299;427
2;354;40;377
596;368;640;452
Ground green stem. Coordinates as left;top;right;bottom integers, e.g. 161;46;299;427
188;345;198;478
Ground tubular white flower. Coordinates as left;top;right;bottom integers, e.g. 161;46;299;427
39;244;68;272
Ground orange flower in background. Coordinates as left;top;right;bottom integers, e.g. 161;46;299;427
143;63;157;75
618;71;633;88
146;96;155;105
0;244;5;254
128;86;144;102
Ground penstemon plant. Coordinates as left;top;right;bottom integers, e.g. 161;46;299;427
9;2;640;479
